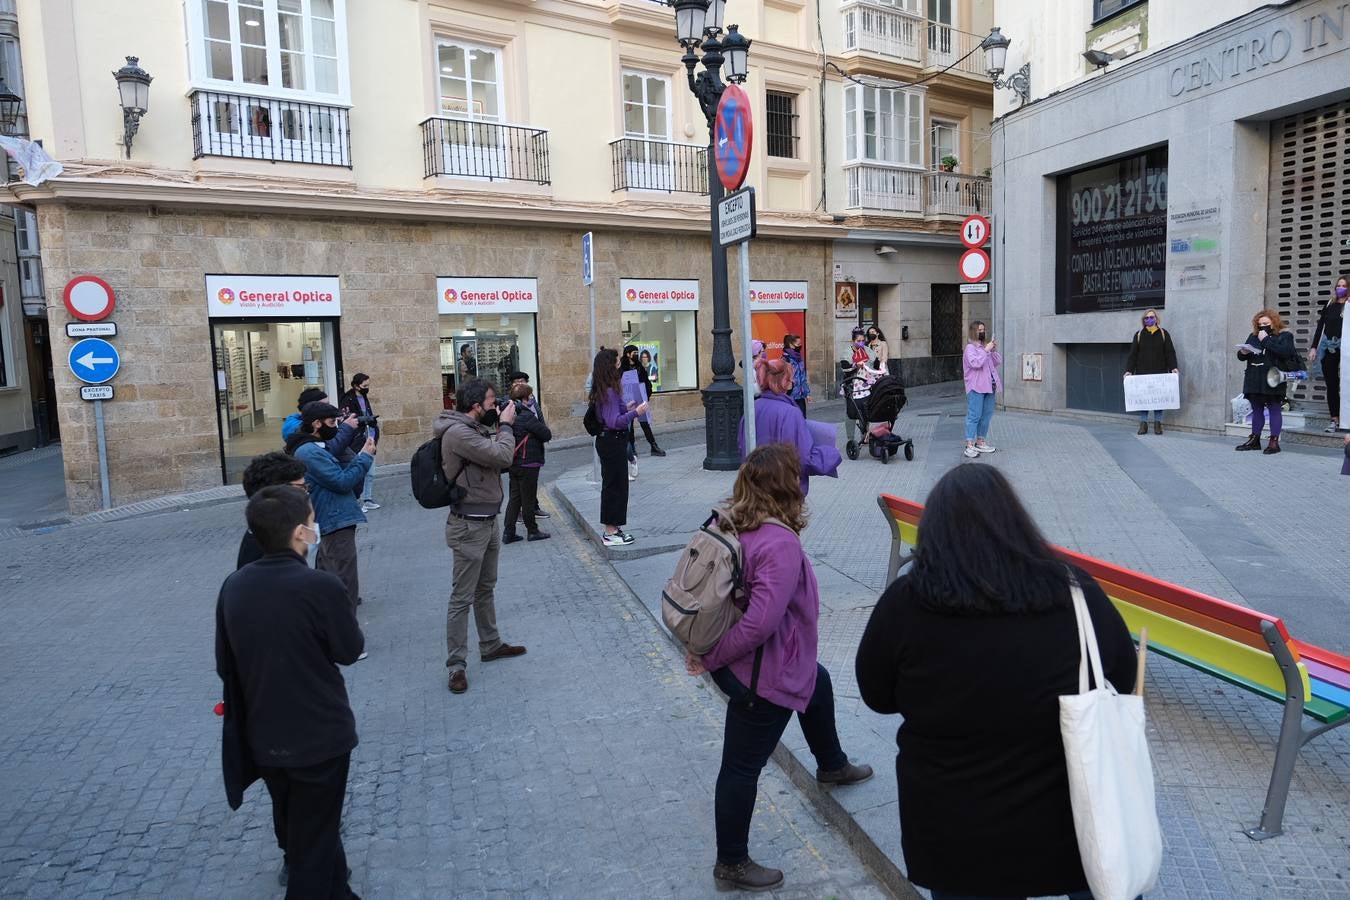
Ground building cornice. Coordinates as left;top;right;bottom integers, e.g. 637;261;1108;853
5;161;862;240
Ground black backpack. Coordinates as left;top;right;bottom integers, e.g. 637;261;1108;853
583;402;603;437
410;433;466;509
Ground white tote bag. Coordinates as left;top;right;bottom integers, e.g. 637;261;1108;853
1059;574;1162;900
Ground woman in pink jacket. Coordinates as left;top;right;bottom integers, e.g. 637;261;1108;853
963;320;1001;458
686;443;872;893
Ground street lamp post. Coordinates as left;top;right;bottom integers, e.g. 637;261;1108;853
670;1;750;471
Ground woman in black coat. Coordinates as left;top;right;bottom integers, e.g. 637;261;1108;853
855;465;1136;900
503;382;552;543
1123;307;1179;434
622;344;665;457
1236;309;1298;455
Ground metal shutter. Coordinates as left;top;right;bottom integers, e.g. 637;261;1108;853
1266;100;1350;411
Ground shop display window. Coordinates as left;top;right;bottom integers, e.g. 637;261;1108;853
439;313;538;407
620;310;697;392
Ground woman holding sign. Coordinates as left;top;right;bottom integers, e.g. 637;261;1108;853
1124;308;1179;435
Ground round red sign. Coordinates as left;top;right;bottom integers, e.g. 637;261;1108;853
714;84;754;193
960;215;991;249
959;248;991;283
63;275;117;322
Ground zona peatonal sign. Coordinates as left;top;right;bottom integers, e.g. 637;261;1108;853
437;277;540;315
206;275;341;317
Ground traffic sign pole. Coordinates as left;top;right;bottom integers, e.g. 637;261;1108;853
583;232;600;486
739;243;756;456
94;399;111;510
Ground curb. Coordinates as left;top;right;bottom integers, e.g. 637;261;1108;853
548;478;692;561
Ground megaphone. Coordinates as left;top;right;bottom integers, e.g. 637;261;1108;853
1266;367;1309;388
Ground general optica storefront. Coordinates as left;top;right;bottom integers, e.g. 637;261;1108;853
619;278;700;393
438;277;539;407
207;274;343;484
748;281;809;362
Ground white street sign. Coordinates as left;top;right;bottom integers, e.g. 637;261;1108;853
66;322;118;337
80;385;114;401
718;187;757;247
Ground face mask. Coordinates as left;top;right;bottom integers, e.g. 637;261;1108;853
358;386;369;395
480;408;499;427
854;339;865;347
977;332;987;341
1259;323;1272;331
301;522;321;547
1337;286;1348;299
317;425;338;441
1144;317;1157;326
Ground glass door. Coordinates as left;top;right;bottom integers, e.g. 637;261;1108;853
212;319;338;483
622;72;673;190
927;0;954;66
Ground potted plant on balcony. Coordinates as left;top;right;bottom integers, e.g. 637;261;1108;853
940;155;959;172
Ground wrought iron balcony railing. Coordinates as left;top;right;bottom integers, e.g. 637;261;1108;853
420;117;550;184
610;138;708;194
190;90;352;167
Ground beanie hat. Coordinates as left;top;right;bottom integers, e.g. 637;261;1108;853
301;401;341;427
750;339;765;358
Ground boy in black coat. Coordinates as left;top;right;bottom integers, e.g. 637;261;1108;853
215;485;364;898
237;452;309;569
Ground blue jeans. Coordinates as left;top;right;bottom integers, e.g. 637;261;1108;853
361;469;374;502
1137;409;1163;422
965;390;996;441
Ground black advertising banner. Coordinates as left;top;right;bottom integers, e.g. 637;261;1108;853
1056;147;1168;314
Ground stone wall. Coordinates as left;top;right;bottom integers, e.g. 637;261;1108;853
39;203;829;513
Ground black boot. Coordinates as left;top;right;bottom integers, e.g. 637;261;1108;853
1263;435;1281;455
649;444;666;457
1137;421;1148;435
527;531;551;542
502;532;523;544
1235;434;1261;451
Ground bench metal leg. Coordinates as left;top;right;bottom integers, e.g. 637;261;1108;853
1245;621;1348;840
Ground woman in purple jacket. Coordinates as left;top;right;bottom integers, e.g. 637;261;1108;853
590;348;647;547
738;358;841;496
963;320;1001;459
686;443;872;893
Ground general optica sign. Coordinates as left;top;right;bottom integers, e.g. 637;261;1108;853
747;281;809;312
206;275;342;317
619;279;700;311
437;277;540;315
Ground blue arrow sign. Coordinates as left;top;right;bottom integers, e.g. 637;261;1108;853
68;337;120;385
582;232;594;286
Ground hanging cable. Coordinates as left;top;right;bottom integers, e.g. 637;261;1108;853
825;36;985;92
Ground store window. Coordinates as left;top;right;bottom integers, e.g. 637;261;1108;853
190;0;347;99
438;277;539;408
619;279;699;392
206;274;343;483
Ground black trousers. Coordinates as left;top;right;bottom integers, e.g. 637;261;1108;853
596;432;629;528
1325;349;1341;421
504;467;541;535
316;526;359;612
711;665;848;864
795;398;807;415
259;752;355;900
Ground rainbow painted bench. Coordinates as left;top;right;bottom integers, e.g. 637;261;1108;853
878;493;1350;841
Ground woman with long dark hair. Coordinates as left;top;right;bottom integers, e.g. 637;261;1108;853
687;443;872;893
590;348;646;546
1236;308;1297;455
855;465;1136;900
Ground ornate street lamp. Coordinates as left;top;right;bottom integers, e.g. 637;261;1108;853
112;56;153;158
982;27;1030;106
0;80;23;136
665;0;753;470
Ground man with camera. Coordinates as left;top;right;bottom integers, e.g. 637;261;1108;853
340;373;380;512
432;379;528;695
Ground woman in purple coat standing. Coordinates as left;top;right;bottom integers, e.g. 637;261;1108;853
686;444;872;893
738;359;841;496
591;348;648;547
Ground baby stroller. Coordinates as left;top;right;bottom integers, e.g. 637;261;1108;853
839;361;914;463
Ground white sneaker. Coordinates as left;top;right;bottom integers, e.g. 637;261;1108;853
361;500;380;511
628;461;638;481
617;530;636;544
974;442;996;453
963;445;980;458
356;651;369;661
603;531;627;547
1325;422;1340;433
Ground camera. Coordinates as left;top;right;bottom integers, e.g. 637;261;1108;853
495;399;510;411
355;414;379;427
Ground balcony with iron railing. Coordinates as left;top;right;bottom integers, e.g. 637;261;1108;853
841;1;988;79
190;89;352;167
610;138;708;194
420;117;550;184
845;163;990;218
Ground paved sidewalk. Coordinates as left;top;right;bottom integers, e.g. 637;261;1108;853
552;395;1350;899
0;487;887;897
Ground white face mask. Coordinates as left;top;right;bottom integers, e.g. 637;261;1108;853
301;522;321;547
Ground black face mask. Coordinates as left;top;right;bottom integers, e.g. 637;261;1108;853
977;332;987;341
479;408;499;428
358;387;369;395
317;425;338;441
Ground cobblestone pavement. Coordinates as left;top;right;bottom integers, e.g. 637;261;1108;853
0;479;889;898
556;392;1350;899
